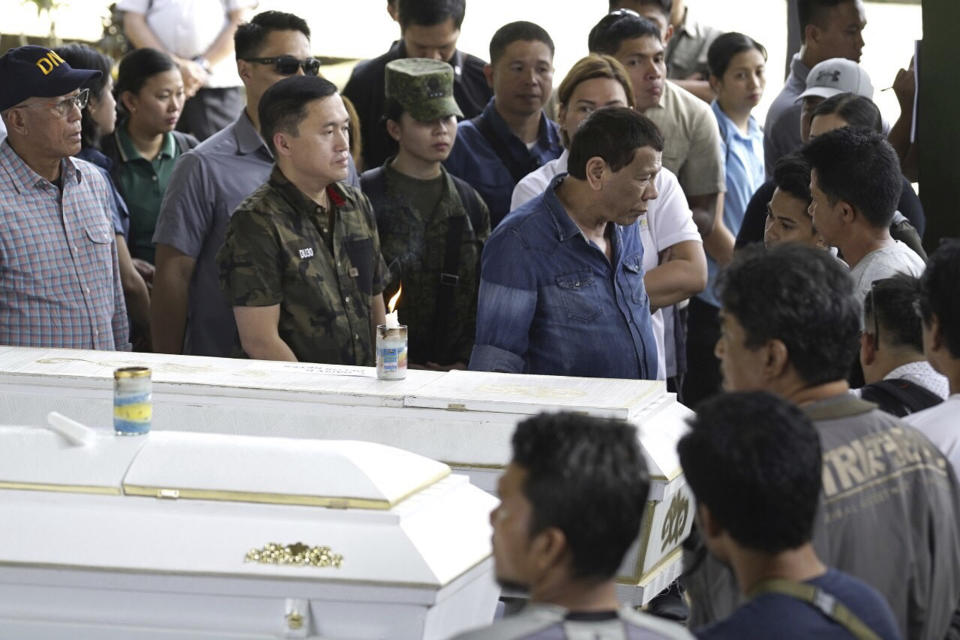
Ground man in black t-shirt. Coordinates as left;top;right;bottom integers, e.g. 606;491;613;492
681;391;902;640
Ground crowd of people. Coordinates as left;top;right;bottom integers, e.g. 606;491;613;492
0;0;955;638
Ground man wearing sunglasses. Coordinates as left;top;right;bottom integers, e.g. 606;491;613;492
0;46;129;351
152;11;360;359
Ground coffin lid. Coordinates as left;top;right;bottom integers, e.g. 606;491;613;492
0;426;450;508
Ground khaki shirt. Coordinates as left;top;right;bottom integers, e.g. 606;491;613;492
644;81;725;198
218;167;388;365
665;8;723;80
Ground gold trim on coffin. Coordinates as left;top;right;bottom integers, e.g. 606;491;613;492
245;542;343;568
121;467;451;509
0;481;121;496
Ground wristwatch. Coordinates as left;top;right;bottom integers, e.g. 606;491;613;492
192;55;212;74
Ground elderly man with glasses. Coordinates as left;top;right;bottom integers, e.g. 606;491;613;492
0;45;129;351
151;11;361;358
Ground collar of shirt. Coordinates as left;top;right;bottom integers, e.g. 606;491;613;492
675;6;702;39
788;52;811;92
268;166;348;217
75;146;113;173
542;173;626;258
711;99;762;144
482;97;561;155
0;140;81;194
115;122;176;163
233;109;272;159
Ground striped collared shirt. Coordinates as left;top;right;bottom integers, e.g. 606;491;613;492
0;141;129;350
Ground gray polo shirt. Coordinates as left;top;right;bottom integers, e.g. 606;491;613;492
762;53;809;177
153;110;360;357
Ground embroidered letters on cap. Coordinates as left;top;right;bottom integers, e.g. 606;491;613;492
35;50;66;76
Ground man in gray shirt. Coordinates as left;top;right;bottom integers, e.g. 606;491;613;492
453;413;691;640
152;10;359;356
764;0;866;176
684;243;960;640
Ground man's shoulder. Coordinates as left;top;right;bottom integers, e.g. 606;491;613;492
452;605;566;640
665;81;712;117
459;50;488;74
618;607;694;639
344;46;394;94
907;397;960;432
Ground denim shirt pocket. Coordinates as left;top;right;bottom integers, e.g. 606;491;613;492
622;253;647;305
555;271;602;322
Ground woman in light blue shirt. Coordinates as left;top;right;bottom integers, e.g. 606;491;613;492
684;32;767;406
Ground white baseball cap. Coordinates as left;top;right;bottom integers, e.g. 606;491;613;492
797;58;874;102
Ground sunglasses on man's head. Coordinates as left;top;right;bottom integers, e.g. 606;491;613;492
242;56;321;76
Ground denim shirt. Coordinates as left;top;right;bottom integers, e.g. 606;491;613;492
444;98;562;229
469;175;658;379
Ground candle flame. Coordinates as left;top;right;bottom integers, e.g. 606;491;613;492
387;284;402;313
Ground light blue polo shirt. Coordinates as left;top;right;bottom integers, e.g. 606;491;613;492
699;101;765;307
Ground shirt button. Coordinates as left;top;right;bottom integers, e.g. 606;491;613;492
84;287;90;295
354;334;359;340
344;296;351;304
94;329;99;336
152;175;158;181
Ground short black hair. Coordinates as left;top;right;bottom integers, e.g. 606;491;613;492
53;43;113;148
919;240;960;358
802;127;901;229
863;274;925;353
259;75;338;155
772;152;812;205
707;32;767;78
489;21;555;66
589;10;661;56
115;47;176;97
567;107;663;180
397;0;465;30
678;391;822;554
511;412;650;581
798;0;855;41
607;0;673;18
235;11;310;61
812;92;882;134
717;243;861;386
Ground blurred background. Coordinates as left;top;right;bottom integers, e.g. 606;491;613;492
1;0;920;127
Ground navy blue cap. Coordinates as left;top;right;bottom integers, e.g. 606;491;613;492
0;45;101;112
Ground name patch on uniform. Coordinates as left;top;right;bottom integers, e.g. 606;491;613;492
299;248;314;259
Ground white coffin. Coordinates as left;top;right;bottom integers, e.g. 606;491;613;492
0;346;696;604
0;425;499;639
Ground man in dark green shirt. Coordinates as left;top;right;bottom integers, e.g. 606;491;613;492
218;75;387;364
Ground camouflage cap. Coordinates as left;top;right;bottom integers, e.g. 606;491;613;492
385;58;463;122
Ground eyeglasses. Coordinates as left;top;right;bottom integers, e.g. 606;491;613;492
17;88;90;118
242;56;321;76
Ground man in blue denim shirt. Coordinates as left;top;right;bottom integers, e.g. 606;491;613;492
444;21;562;229
469;107;661;379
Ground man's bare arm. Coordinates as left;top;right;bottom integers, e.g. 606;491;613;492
234;305;297;362
689;192;723;238
644;240;708;311
151;243;195;354
202;8;249;66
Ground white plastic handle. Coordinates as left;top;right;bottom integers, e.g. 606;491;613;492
46;412;97;447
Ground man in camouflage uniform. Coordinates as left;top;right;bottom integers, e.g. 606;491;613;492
218;75;388;364
362;58;490;369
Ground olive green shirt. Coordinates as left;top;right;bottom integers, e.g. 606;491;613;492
375;163;490;365
113;124;180;264
218;167;388;365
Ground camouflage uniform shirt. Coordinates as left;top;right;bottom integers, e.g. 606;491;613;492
218;167;388;365
369;163;490;366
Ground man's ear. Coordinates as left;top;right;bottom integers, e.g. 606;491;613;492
1;108;28;136
483;64;494;90
837;199;857;225
273;131;293;158
764;338;791;380
698;503;722;539
530;527;568;576
804;24;821;49
237;59;251;83
385;118;402;143
929;312;945;353
708;74;720;94
585;156;607;190
663;23;675;45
